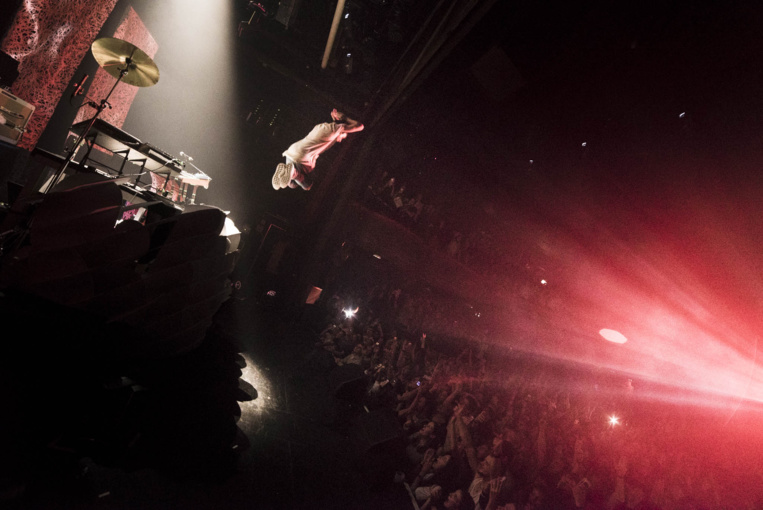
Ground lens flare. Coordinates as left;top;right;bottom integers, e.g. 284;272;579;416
600;329;627;344
488;176;763;419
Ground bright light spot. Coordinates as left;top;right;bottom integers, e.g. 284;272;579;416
343;307;359;318
344;13;349;18
346;53;351;57
679;112;686;118
266;290;276;297
609;415;620;426
373;254;382;259
599;328;627;344
581;142;587;147
239;353;273;422
540;279;547;285
529;160;534;164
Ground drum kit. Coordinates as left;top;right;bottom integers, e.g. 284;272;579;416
45;37;161;193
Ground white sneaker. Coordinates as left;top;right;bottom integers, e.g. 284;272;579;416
272;162;293;190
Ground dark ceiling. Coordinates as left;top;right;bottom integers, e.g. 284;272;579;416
234;0;763;270
236;0;763;260
236;0;763;190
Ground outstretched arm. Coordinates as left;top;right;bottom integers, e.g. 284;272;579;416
332;108;364;133
454;412;479;474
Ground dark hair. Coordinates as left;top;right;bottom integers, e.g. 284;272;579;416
431;454;459;491
456;490;475;510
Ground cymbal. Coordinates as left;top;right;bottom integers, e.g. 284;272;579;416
91;37;159;87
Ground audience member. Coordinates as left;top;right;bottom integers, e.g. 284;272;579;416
308;281;763;510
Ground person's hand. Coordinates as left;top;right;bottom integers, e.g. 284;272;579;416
570;477;591;507
490;476;505;494
423;448;435;461
615;456;628;477
430;485;443;500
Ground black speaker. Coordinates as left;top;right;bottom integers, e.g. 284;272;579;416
0;50;19;89
0;142;29;204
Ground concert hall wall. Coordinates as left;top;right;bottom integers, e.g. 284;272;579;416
1;0;121;150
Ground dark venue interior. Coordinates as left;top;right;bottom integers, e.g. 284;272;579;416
1;0;763;508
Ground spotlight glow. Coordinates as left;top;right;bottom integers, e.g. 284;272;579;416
499;187;763;415
239;353;274;425
609;415;620;426
600;329;628;344
475;131;763;437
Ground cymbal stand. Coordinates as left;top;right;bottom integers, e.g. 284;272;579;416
42;62;132;194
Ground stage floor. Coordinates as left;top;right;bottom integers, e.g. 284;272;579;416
0;294;408;510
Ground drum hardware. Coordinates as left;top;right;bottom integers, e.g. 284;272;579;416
44;38;159;195
3;39;159;256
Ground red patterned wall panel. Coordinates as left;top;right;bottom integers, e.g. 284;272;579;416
1;0;120;150
74;7;157;129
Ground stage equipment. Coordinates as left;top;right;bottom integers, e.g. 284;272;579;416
177;151;212;205
238;2;268;36
90;37;159;88
70;73;89;101
69;119;211;205
43;37;159;194
0;88;34;146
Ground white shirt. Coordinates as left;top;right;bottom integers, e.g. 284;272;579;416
282;122;347;172
469;473;487;509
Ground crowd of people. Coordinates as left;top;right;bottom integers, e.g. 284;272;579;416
365;174;514;282
311;285;763;510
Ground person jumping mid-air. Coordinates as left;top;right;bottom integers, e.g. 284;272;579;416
272;108;364;191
